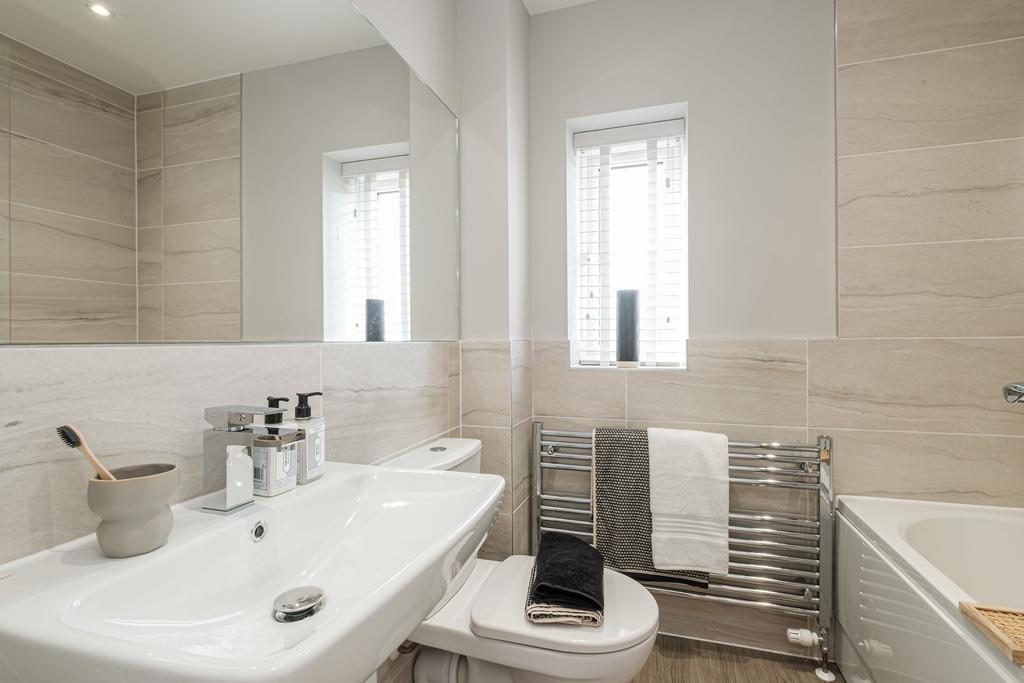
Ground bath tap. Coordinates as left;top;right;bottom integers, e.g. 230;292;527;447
1002;383;1024;404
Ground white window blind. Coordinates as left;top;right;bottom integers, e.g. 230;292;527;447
325;155;410;342
572;119;687;367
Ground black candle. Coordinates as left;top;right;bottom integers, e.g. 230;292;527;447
365;299;385;342
616;289;639;367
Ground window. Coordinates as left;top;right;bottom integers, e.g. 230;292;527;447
571;119;688;367
324;155;411;342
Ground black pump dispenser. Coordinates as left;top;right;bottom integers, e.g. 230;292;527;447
265;396;289;424
295;392;323;420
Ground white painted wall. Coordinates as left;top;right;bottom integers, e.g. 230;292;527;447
409;77;460;340
457;0;531;340
529;0;836;340
507;0;531;341
241;46;410;341
352;0;459;114
458;0;511;340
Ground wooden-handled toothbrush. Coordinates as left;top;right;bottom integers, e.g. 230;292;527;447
56;424;117;481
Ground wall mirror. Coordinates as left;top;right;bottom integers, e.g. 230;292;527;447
0;0;459;344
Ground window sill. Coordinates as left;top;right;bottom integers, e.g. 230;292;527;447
571;364;687;372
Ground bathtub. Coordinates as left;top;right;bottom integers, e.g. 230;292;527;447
836;496;1024;683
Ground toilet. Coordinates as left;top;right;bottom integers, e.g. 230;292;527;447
382;438;660;683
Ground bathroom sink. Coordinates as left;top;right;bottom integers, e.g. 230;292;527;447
0;463;504;683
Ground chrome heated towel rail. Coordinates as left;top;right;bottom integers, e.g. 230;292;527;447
531;422;834;662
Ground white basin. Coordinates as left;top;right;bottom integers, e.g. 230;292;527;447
0;462;504;683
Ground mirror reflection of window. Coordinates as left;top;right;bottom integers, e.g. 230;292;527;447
325;155;411;342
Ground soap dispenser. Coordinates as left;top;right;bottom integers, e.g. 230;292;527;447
251;396;300;497
285;391;326;484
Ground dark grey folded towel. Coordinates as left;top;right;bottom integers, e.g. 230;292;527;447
526;531;604;626
593;427;710;588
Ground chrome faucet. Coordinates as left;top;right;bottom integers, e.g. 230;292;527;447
201;405;288;514
1003;383;1024;404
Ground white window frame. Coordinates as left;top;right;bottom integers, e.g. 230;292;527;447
323;154;411;342
569;118;688;368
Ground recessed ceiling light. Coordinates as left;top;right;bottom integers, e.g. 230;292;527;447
88;3;112;17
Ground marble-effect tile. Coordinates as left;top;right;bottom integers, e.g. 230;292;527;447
460;340;511;427
10;274;136;343
162;220;241;284
322;342;449;465
533;340;626;419
840;238;1024;337
0;344;321;564
839;138;1024;248
10;205;135;285
838;38;1024;156
162;281;240;341
627;340;807;427
837;0;1024;66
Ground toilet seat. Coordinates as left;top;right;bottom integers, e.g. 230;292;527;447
411;556;660;682
470;556;658;654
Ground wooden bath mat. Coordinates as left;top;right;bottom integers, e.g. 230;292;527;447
960;602;1024;665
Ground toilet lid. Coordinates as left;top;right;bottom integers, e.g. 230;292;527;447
469;555;659;655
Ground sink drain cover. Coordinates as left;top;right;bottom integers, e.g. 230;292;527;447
273;586;326;623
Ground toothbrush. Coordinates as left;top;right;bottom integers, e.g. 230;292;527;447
56;424;117;481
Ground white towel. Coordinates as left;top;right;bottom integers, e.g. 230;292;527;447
648;428;729;575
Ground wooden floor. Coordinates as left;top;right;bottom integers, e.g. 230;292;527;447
633;636;845;683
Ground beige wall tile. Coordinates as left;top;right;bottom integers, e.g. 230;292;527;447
448;341;461;430
137;227;162;286
512;339;533;425
322;342;449;465
11;134;134;226
0;272;9;344
163;75;240;108
837;0;1024;66
11;204;135;285
627;340;807;427
480;508;512;561
136;109;162;170
512;418;532;508
162;281;240;341
533;341;626;419
162;220;240;284
808;338;1024;435
136;91;162;112
626;421;808;445
840;238;1024;337
162;157;240;225
4;38;134;113
0;343;320;563
839;138;1024;247
163;94;240;166
838;38;1024;156
138;285;162;342
137;169;162;228
10;274;135;342
828;429;1024;506
463;424;512;511
512;496;532;556
460;340;511;427
10;64;134;169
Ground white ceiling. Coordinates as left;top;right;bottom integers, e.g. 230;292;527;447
522;0;599;15
0;0;387;94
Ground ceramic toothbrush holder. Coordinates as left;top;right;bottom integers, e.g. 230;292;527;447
86;463;179;558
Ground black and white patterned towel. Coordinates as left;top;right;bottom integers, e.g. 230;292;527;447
593;427;710;587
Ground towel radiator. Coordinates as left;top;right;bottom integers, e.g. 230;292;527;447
531;421;834;668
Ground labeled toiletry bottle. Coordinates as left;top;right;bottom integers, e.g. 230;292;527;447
283;391;326;484
252;397;299;497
